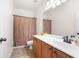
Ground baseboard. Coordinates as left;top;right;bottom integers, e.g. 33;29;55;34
8;47;14;58
13;45;25;48
8;45;25;57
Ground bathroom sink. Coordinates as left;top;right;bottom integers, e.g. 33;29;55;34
71;39;79;47
42;34;63;42
42;35;63;42
43;34;63;39
50;38;63;42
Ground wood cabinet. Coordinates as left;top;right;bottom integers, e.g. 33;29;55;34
53;48;72;58
33;37;37;57
33;37;42;58
42;42;53;58
33;37;72;58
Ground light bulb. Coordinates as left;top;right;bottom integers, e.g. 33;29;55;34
56;0;61;6
46;0;50;5
61;0;67;3
52;3;56;8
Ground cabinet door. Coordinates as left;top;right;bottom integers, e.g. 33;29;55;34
36;39;42;58
33;38;42;58
42;42;52;58
53;48;71;58
33;38;37;57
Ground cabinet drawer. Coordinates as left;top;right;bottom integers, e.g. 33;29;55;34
53;48;72;58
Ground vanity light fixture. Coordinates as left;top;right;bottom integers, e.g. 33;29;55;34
52;3;56;8
50;0;55;4
46;0;54;6
56;0;61;6
46;0;67;9
60;0;67;3
46;0;50;6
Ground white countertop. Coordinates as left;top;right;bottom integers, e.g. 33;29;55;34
33;34;79;58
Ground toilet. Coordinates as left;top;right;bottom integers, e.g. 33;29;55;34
26;40;33;49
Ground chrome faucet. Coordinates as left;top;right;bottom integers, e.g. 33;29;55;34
63;36;73;44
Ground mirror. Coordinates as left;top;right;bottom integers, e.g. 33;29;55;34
43;0;78;36
43;13;52;34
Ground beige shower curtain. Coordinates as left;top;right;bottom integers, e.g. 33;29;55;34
13;15;36;46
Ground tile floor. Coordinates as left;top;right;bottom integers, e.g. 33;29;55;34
10;46;35;58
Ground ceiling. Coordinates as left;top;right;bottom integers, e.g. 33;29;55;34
14;0;42;12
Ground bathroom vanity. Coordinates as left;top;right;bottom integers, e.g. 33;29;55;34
33;34;79;58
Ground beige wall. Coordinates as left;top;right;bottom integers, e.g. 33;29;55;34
35;0;46;34
14;8;34;17
45;0;79;36
0;0;13;57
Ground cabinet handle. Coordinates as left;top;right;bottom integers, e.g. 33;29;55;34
54;51;57;57
54;51;56;53
49;48;52;50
